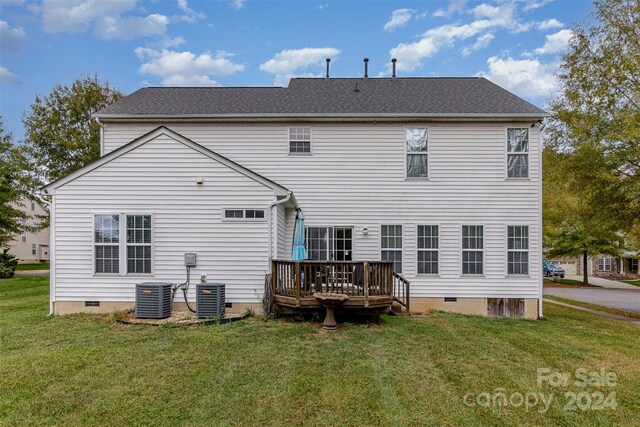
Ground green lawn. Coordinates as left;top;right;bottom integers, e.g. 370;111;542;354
622;280;640;287
544;278;598;287
545;295;640;321
15;262;50;271
1;277;639;426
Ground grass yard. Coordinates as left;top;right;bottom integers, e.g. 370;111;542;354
15;262;50;271
545;295;640;321
1;277;639;426
543;278;598;287
622;280;640;287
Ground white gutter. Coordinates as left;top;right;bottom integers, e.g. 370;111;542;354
267;191;293;271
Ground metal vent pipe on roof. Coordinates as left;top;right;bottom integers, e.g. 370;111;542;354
325;58;331;79
364;58;369;79
391;58;397;79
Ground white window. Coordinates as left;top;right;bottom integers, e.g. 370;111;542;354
598;258;612;271
507;128;529;178
629;258;638;272
381;225;402;273
507;226;529;275
94;214;120;274
417;225;438;274
126;215;152;274
224;209;265;220
30;202;35;211
406;128;428;178
21;233;26;243
462;225;483;275
305;227;353;261
289;128;311;154
31;243;36;255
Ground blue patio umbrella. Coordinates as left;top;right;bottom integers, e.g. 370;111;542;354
292;209;307;261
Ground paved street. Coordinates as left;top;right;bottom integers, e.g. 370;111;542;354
544;287;640;313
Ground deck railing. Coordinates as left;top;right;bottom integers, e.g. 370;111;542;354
271;260;409;309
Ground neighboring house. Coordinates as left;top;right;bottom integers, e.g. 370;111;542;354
7;198;50;263
42;75;546;318
577;253;640;280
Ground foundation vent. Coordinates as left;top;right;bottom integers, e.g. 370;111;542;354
444;297;457;303
85;301;100;307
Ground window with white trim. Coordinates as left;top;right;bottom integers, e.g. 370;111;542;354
21;233;26;243
30;202;35;211
462;225;483;275
126;215;152;274
507;226;529;275
31;243;36;256
381;225;402;273
406;128;428;177
224;209;265;220
507;128;529;178
289;128;311;154
94;214;120;274
598;258;612;271
417;225;438;274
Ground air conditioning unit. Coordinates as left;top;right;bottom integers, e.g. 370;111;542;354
135;282;172;319
196;282;225;318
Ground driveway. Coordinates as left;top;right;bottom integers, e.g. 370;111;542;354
565;275;638;290
544;287;640;313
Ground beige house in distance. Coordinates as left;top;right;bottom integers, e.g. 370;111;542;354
7;198;50;263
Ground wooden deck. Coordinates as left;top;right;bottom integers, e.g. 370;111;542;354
270;260;410;312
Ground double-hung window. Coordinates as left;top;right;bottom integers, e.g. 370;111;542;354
507;128;529;178
462;225;483;275
507;226;529;275
126;215;152;274
94;214;120;274
31;243;36;256
406;128;428;177
94;214;152;275
289;128;311;154
598;258;612;271
381;225;403;273
417;225;438;274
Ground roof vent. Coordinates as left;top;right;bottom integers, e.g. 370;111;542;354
391;58;397;79
325;58;331;80
363;58;369;79
354;82;360;93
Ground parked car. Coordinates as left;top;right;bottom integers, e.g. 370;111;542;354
544;263;565;278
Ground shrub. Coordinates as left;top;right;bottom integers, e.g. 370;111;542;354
0;249;18;279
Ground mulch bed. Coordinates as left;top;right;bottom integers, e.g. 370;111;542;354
117;310;248;326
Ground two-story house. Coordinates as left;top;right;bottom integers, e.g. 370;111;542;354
42;76;546;318
7;198;50;263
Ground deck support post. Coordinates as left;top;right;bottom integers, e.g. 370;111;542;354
271;259;277;294
363;262;369;308
295;262;301;307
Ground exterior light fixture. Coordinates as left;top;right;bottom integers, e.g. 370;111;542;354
196;177;204;184
363;227;369;235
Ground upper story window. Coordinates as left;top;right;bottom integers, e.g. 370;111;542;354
30;202;36;211
381;225;403;273
417;225;438;274
224;209;265;220
21;233;26;242
507;128;529;178
406;128;428;178
507;226;529;275
289;128;311;154
462;225;483;275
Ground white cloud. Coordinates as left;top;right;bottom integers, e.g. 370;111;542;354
0;66;21;84
433;9;447;17
383;9;414;32
462;32;494;56
260;47;340;85
231;0;245;10
537;18;563;30
477;56;557;98
533;29;572;55
135;48;245;86
316;3;328;11
93;13;168;40
523;0;554;11
0;20;27;52
176;0;206;23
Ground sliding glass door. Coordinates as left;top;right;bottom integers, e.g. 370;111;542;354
305;227;353;261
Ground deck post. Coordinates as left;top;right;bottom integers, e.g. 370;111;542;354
363;261;369;308
405;274;410;312
295;261;301;306
271;259;277;294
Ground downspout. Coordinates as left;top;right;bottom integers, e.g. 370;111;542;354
267;192;293;272
95;117;104;156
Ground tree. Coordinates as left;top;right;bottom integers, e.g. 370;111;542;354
0;118;30;247
547;0;640;241
23;76;124;186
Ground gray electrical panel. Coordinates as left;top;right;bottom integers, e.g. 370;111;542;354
184;252;197;267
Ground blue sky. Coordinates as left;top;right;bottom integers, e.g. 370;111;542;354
1;0;593;140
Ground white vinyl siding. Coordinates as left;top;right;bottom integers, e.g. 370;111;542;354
507;128;529;178
91;122;542;299
381;225;402;273
507;225;529;275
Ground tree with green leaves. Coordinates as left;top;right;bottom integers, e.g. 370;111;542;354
0;118;30;248
23;76;124;186
544;0;639;283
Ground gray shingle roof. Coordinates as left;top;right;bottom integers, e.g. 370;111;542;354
95;77;547;118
